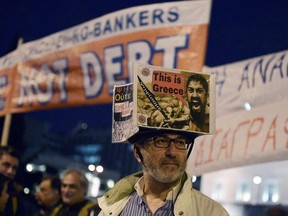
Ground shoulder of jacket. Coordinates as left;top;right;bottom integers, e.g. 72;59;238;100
100;172;142;205
191;189;229;215
79;200;96;216
50;203;63;216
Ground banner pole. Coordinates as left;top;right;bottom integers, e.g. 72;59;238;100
0;37;23;146
1;114;12;146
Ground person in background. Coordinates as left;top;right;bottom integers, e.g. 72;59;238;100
96;128;229;215
33;175;62;216
0;146;26;216
186;74;210;133
0;172;10;214
51;168;95;216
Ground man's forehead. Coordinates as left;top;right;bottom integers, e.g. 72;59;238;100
188;80;204;87
41;179;52;187
139;132;188;140
62;179;80;187
62;173;81;184
0;154;19;163
130;127;198;144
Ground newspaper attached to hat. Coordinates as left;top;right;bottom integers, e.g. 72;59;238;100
112;62;215;143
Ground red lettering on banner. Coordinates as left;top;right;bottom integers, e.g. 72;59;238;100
194;129;225;167
245;117;264;155
231;120;250;158
261;116;277;152
217;129;230;160
285;117;288;149
194;138;205;167
191;111;288;175
205;129;222;164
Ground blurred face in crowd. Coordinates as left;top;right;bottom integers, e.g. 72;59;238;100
61;173;86;206
35;179;61;208
0;154;19;179
0;182;9;213
186;80;207;115
134;133;188;184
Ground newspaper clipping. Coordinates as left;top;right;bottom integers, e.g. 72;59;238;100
112;83;138;143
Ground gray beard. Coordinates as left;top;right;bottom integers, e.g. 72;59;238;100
142;163;186;183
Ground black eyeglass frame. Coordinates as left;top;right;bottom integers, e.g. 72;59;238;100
144;136;190;150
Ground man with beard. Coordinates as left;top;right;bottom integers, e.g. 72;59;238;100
186;74;210;132
96;128;229;216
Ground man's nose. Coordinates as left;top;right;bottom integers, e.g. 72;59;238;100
165;142;177;156
6;167;15;175
191;90;198;97
62;186;69;194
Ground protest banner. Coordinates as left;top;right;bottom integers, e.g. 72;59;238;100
187;50;288;175
0;1;211;117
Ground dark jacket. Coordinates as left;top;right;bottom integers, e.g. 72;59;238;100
50;199;95;216
3;181;26;216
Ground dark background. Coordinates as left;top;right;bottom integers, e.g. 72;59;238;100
0;0;288;214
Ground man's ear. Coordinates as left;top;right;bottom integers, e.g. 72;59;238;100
133;145;142;163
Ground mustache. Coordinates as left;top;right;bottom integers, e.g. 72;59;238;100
160;158;180;166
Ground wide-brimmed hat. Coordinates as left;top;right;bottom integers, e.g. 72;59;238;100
128;126;200;144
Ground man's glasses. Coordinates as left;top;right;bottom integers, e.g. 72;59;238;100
146;136;189;150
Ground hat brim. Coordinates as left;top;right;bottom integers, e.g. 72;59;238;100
128;127;200;144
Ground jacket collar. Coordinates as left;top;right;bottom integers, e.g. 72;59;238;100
101;171;188;206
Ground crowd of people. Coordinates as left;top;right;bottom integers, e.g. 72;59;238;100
0;127;230;216
2;123;287;216
0;72;228;215
0;146;101;216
